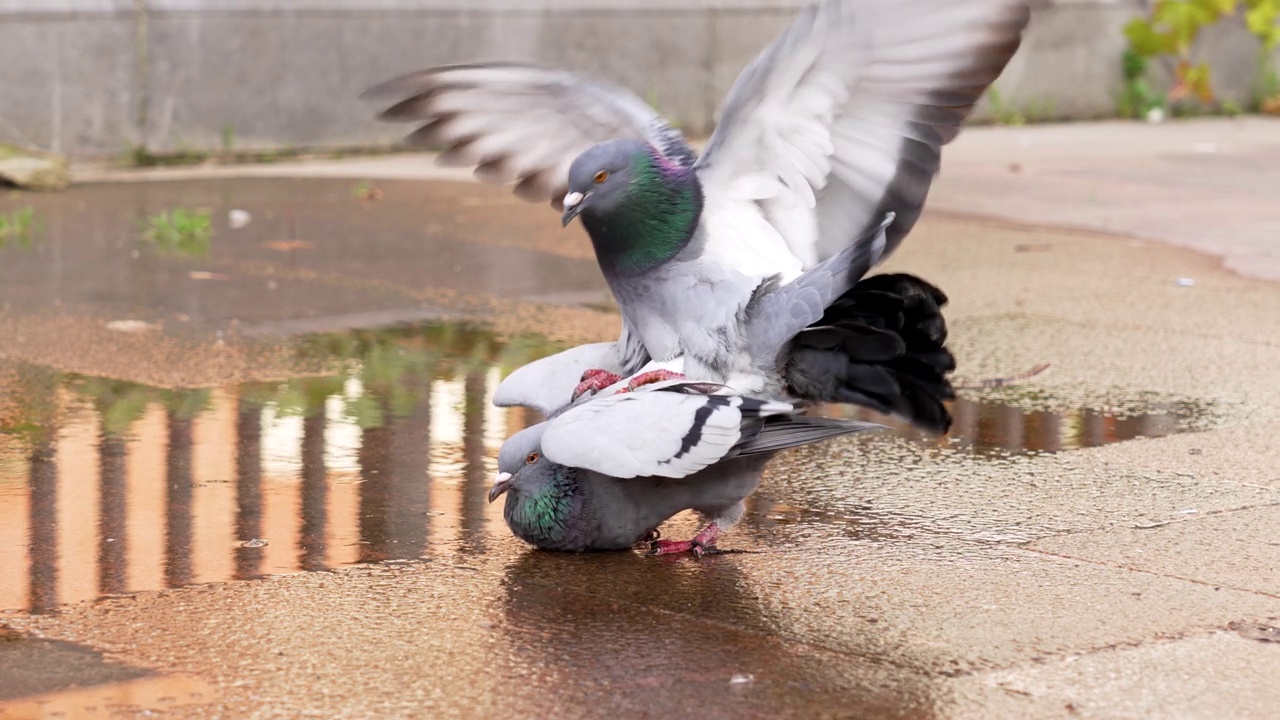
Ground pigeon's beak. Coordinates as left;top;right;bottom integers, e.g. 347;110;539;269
561;191;588;227
488;472;513;504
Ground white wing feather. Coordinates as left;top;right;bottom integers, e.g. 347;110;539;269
492;342;622;418
697;0;1030;267
541;391;792;480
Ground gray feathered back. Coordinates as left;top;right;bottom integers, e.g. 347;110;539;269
744;211;893;371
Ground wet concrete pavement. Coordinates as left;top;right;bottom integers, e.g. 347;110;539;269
927;118;1280;283
2;120;1279;718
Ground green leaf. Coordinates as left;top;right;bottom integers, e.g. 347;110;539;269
1124;18;1178;56
1245;2;1280;47
1192;0;1236;17
1122;48;1150;78
1153;0;1217;52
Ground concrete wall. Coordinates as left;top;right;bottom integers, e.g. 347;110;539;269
0;0;1275;157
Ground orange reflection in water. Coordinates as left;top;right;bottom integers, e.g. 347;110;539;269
837;396;1202;457
0;365;522;613
0;674;215;719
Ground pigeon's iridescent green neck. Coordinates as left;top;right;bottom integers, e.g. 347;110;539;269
503;465;586;550
583;151;702;278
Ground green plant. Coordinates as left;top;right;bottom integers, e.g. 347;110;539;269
127;145;211;168
987;86;1026;125
1239;0;1280;109
221;122;236;152
1251;46;1280;110
1123;0;1280;112
1119;49;1166;117
142;208;214;257
1257;59;1280;99
0;207;35;249
1124;0;1234;105
1245;0;1280;46
352;180;383;201
1021;97;1059;123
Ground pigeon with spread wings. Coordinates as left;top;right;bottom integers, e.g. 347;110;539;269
365;0;1030;393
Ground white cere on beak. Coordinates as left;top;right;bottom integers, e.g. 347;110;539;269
562;191;584;209
488;471;514;504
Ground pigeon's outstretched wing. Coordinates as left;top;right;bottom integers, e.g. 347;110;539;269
363;64;697;210
492;342;622;418
696;0;1030;267
540;384;793;480
492;320;653;418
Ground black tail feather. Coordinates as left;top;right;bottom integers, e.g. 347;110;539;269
783;273;957;434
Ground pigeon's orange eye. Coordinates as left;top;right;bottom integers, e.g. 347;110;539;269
594;171;609;184
525;452;540;464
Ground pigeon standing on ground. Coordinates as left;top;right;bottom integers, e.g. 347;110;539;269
364;0;1030;400
487;380;884;555
490;257;958;555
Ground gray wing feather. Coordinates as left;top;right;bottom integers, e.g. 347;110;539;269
363;63;696;209
743;211;894;367
735;415;884;456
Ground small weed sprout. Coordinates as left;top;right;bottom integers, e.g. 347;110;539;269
142;208;214;257
0;207;36;249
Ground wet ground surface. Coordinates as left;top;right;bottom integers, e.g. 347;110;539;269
0;321;1218;615
1;167;1279;718
927;118;1280;282
0;178;610;338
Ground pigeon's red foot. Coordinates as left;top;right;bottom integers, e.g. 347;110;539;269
647;523;721;558
619;369;686;394
571;369;623;401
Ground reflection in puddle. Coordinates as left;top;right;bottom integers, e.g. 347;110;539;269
0;323;554;613
835;394;1212;458
0;673;214;720
0;322;1215;613
0;631;214;717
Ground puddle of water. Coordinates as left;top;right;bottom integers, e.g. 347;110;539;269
0;629;213;717
0;322;559;614
0;674;214;720
0;178;610;335
0;319;1216;613
826;394;1213;459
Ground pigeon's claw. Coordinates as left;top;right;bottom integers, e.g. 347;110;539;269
648;539;696;556
571;369;623;401
690;539;719;559
646;523;721;558
633;528;661;548
620;369;686;394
